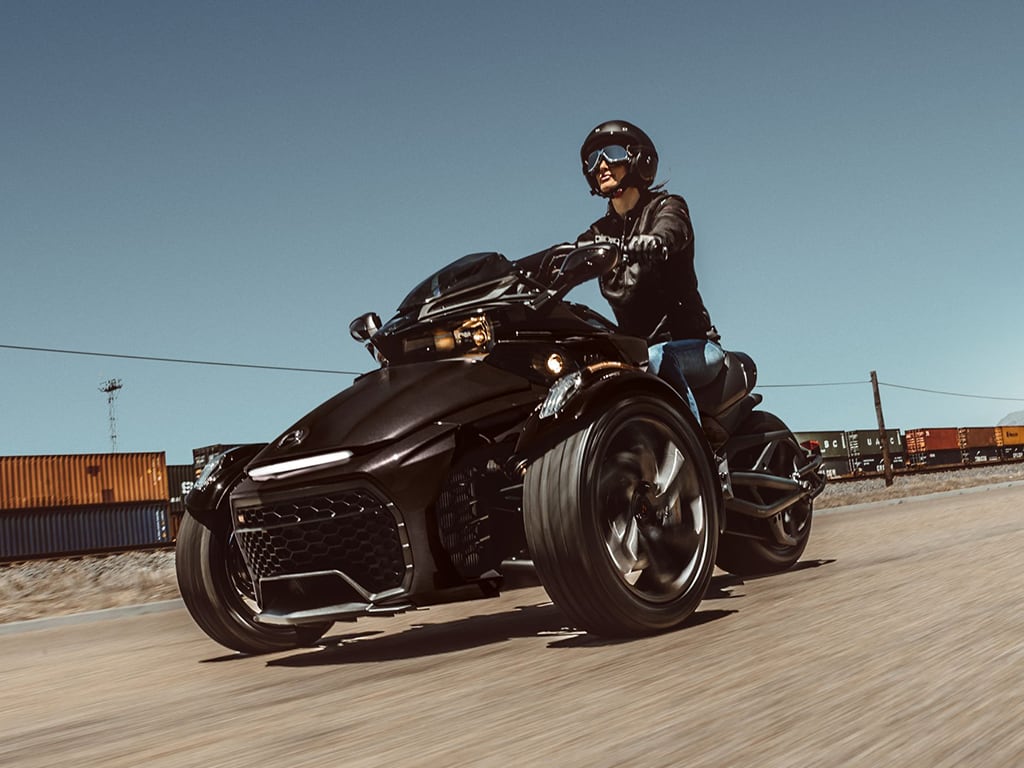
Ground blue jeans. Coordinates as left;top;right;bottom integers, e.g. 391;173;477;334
648;339;726;423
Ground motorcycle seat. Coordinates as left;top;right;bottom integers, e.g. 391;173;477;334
692;350;757;419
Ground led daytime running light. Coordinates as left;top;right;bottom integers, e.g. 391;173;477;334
248;449;354;481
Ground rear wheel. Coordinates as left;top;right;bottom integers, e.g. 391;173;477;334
176;510;331;654
717;411;813;576
524;395;719;636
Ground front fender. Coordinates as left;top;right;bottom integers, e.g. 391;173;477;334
513;368;701;470
184;444;266;527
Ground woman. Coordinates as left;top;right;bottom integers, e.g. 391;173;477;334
577;119;723;422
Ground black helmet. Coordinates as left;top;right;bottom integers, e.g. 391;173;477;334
580;119;659;196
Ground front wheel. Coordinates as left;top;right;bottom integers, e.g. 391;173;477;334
175;510;331;654
523;395;719;637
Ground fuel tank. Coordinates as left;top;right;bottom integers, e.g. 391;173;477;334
249;358;539;469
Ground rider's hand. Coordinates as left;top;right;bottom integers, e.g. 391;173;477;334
626;234;666;263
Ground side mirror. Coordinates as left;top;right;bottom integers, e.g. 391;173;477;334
348;312;382;342
549;242;619;291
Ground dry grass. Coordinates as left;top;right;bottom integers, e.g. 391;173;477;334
816;461;1024;509
3;461;1022;625
0;550;179;625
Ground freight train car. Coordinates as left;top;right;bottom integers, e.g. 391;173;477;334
958;427;1002;465
902;428;962;470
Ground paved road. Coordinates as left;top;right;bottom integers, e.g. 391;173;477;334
2;485;1023;767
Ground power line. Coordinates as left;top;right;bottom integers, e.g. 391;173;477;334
0;343;363;376
760;380;868;388
878;381;1024;403
5;343;1024;403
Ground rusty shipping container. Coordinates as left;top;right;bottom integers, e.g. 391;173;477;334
957;427;1002;449
904;427;959;454
904;427;961;469
0;453;168;512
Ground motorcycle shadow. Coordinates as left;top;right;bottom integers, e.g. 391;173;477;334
265;576;743;667
731;558;836;582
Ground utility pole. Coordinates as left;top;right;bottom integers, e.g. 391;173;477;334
99;378;123;453
870;371;894;486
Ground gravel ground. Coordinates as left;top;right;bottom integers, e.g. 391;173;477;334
2;461;1022;625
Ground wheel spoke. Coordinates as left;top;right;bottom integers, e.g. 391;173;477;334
652;444;684;500
598;416;709;602
606;514;644;577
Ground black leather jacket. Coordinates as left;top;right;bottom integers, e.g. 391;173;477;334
579;189;714;342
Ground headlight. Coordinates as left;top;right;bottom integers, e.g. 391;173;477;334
403;315;493;356
540;352;567;377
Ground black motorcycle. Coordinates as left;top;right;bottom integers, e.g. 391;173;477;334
176;242;825;653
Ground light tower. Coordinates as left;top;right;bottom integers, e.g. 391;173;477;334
99;378;123;452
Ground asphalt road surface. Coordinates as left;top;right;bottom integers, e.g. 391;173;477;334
2;485;1022;767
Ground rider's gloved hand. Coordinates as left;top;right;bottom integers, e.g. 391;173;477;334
626;234;666;263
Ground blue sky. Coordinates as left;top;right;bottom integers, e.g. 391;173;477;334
3;1;1023;465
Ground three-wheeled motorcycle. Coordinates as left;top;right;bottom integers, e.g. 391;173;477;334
177;242;825;653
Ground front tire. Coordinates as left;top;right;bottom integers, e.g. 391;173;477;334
176;510;331;654
524;395;719;637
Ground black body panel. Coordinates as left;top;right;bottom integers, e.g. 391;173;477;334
249;358;537;471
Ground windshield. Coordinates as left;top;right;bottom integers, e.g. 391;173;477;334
397;252;515;313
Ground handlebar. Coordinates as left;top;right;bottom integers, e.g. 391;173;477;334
586;234;668;266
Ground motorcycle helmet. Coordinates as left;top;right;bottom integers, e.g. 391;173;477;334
580;120;659;197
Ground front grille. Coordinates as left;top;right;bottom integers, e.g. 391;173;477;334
233;487;408;594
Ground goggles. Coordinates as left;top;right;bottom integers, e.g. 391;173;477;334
584;144;631;173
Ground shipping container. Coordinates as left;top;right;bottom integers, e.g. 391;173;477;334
999;426;1024;461
957;427;1001;450
166;464;195;540
0;501;170;561
997;426;1024;447
167;464;194;515
845;429;904;458
794;431;849;459
904;428;959;454
0;453;168;512
793;431;854;478
843;429;904;476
